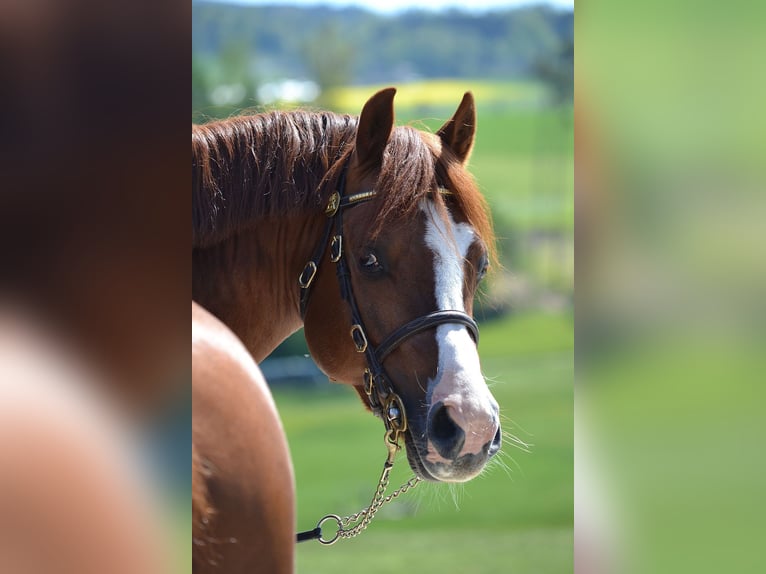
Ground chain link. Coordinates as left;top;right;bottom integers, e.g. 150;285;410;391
315;429;421;544
335;467;421;540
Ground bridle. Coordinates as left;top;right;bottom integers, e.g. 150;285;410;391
297;156;479;444
295;156;480;544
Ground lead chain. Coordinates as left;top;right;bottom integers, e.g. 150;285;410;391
316;434;422;545
336;469;421;541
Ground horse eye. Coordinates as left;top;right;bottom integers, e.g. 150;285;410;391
360;252;382;273
477;256;489;281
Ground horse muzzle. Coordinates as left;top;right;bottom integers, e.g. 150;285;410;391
404;399;501;483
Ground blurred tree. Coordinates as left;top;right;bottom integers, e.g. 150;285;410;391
191;3;573;87
302;23;354;107
192;38;260;121
192;55;212;122
532;28;573;104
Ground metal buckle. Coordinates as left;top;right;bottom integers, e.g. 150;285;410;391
384;393;407;434
298;261;318;289
350;324;368;353
330;235;342;262
325;191;340;217
363;368;374;396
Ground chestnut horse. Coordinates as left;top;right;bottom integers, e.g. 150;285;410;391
192;302;294;572
192;88;501;572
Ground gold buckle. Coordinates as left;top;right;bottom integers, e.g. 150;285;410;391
350;324;368;353
325;191;340;216
385;393;407;434
298;261;317;288
330;235;342;262
363;369;374;396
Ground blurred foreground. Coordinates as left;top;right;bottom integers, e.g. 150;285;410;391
577;2;766;572
0;308;178;574
1;1;188;571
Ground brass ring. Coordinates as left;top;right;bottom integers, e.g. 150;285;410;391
385;393;408;433
317;514;343;545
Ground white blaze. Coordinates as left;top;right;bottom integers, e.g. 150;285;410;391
422;200;498;458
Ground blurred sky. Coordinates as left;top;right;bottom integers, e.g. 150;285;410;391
207;0;574;14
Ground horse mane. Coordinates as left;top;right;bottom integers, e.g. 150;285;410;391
192;110;357;246
192;109;495;265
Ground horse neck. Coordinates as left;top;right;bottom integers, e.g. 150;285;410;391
192;212;326;362
192;112;359;360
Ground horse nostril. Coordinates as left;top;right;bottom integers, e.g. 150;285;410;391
428;402;465;460
488;425;502;457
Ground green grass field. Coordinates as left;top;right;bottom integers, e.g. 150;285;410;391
273;311;573;574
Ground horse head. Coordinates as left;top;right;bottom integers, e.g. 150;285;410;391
303;88;501;483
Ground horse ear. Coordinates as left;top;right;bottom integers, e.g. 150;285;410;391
437;91;476;164
355;87;396;168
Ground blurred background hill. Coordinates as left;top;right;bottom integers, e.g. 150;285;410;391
192;2;572;573
192;1;572;114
